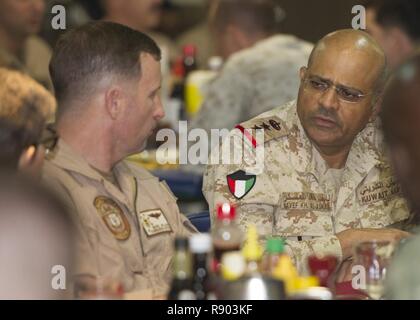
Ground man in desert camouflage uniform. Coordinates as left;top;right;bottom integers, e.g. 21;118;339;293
203;29;412;274
190;0;312;133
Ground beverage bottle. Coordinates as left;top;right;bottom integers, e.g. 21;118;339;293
169;57;187;122
211;203;243;273
307;255;338;289
242;225;263;275
182;44;198;76
190;233;214;300
168;237;196;300
272;253;299;296
184;56;223;117
261;237;285;275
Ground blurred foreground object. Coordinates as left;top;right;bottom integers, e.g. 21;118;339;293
0;173;74;299
0;68;56;177
380;53;420;298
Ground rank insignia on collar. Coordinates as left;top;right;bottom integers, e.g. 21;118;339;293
94;196;131;241
227;170;256;200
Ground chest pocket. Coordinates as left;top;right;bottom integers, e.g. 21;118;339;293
274;192;334;237
357;178;407;228
135;180;177;254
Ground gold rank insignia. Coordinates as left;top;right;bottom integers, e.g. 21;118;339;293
138;209;172;237
94;196;131;241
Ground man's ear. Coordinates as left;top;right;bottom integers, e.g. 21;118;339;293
105;87;124;120
299;67;307;81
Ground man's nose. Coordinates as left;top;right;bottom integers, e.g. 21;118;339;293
154;97;165;120
318;86;340;111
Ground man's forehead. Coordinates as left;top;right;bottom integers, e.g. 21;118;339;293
308;48;381;88
138;53;161;86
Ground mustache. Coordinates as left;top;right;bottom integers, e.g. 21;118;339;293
310;106;342;127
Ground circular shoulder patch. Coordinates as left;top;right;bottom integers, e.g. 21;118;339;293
94;196;131;241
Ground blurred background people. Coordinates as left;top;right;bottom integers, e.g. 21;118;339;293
0;174;74;299
0;0;52;90
176;0;216;70
189;0;312;135
364;0;420;69
100;0;178;62
0;68;56;177
381;54;420;299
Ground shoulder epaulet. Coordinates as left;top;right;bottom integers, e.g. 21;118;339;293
124;161;156;181
234;115;289;148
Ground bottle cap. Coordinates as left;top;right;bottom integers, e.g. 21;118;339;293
266;237;285;254
183;44;197;57
189;233;212;254
217;203;236;220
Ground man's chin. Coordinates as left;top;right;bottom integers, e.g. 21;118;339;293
306;129;342;149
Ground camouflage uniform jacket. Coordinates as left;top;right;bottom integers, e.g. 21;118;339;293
203;100;410;274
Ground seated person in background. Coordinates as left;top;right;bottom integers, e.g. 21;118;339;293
0;173;74;299
176;0;217;69
0;0;52;90
43;22;197;298
203;29;412;275
0;68;56;177
190;0;313;134
101;0;178;63
364;0;420;69
381;54;420;299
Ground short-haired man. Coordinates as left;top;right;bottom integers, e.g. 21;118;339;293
204;29;412;274
43;22;196;297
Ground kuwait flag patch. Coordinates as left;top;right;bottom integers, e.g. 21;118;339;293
227;170;256;200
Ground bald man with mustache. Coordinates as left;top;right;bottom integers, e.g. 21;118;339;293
204;29;413;274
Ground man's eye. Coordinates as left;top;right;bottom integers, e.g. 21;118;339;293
339;88;360;100
310;80;328;90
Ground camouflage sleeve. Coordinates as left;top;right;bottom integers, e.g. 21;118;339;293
203;131;276;233
189;61;253;133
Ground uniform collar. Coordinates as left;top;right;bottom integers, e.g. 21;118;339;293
285;102;384;183
46;138;104;182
